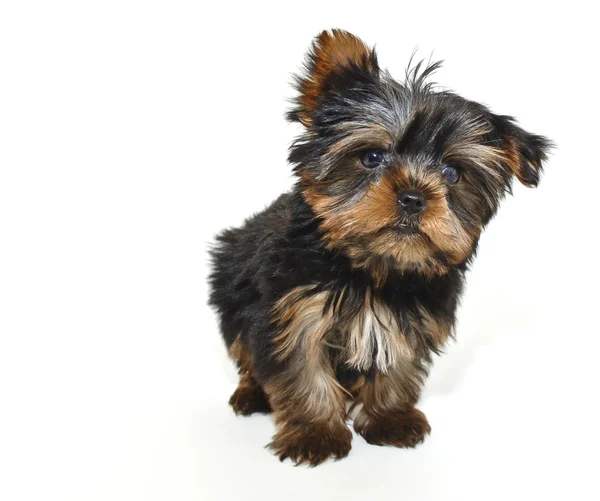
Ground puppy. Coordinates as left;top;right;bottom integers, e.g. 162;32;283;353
209;29;551;466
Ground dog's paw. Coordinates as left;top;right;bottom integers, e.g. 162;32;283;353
268;421;352;466
354;407;431;448
229;385;272;416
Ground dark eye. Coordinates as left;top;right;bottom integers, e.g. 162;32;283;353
360;149;385;168
442;165;461;184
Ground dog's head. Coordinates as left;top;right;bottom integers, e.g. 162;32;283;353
288;30;552;279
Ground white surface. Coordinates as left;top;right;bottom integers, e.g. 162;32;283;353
1;1;599;500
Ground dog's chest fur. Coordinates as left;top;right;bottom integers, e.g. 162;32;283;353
273;286;440;374
341;297;413;373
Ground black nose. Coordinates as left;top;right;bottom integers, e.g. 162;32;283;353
398;190;426;215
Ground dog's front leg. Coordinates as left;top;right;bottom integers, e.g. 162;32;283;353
263;342;352;466
353;362;431;448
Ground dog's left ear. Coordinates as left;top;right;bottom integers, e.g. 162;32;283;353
491;114;553;187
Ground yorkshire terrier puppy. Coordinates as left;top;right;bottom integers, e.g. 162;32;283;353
209;29;551;466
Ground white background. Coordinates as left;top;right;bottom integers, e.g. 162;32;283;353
1;1;599;500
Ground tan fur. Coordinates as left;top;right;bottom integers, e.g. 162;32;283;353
270;285;433;452
271;285;329;361
420;196;479;265
504;135;539;187
443;121;506;182
359;234;447;277
228;334;244;363
267;283;428;455
355;361;425;417
273;286;414;376
344;290;414;373
324;126;393;164
304;163;480;276
353;360;430;447
298;30;376;126
413;305;453;348
269;287;347;422
227;335;272;416
354;405;431;448
267;417;352;466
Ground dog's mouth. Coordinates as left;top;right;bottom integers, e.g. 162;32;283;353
376;223;421;237
396;223;420;235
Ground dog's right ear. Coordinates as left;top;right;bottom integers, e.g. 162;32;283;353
288;29;379;127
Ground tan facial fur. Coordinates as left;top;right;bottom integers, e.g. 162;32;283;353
304;162;480;278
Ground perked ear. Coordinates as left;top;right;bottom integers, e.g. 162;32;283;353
288;29;379;127
491;114;553;187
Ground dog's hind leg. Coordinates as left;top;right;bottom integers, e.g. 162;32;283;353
228;335;272;416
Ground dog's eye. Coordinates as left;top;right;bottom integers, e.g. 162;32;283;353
442;165;461;184
360;149;384;168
